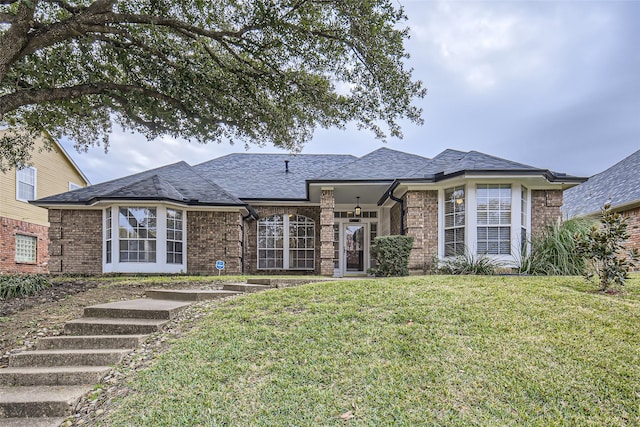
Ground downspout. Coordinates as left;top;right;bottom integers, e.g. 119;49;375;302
388;190;405;235
241;211;254;274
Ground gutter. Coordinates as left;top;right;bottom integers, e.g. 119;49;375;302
387;188;405;236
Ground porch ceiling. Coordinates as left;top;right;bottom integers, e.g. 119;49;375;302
308;182;393;205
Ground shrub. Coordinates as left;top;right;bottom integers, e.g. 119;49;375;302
575;204;639;291
437;249;502;275
369;235;414;277
0;274;51;300
519;218;593;276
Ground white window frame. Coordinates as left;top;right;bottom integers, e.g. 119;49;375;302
444;186;466;257
16;167;37;202
103;205;187;273
166;208;184;265
257;214;315;270
15;234;37;263
476;184;512;256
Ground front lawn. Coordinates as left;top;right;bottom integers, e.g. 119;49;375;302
101;275;640;426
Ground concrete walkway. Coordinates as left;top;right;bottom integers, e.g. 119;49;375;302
0;280;275;427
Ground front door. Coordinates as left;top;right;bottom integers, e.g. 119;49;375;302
344;224;366;275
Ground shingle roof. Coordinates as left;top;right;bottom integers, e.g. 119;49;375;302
194;153;356;199
564;149;640;217
314;147;431;180
34;161;244;206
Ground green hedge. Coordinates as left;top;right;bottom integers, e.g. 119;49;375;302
369;235;414;277
0;274;51;300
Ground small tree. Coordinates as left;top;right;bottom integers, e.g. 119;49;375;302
369;235;414;277
575;204;639;292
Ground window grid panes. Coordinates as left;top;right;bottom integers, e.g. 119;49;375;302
258;215;284;269
16;167;36;201
444;186;466;256
334;211;377;219
166;209;183;264
15;235;36;263
477;184;511;255
333;224;340;269
521;186;528;252
289;215;315;270
106;209;112;264
370;223;378;268
119;207;157;263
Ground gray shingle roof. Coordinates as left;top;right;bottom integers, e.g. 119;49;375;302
314;147;431;180
194;153;356;199
35;161;244;206
564;149;640;217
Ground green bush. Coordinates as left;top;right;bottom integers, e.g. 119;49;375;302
437;249;503;275
0;274;51;300
519;218;593;276
369;235;414;277
575;204;639;291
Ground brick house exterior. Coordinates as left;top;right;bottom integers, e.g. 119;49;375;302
0;131;89;274
564;149;640;258
35;148;583;276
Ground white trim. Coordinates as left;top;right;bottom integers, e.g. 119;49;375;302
16;166;37;202
68;182;82;191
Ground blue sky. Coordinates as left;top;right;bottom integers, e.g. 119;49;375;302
61;0;640;184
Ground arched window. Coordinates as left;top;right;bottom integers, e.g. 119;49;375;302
258;214;315;270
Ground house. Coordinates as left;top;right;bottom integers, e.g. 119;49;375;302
33;147;584;276
564;148;640;253
0;130;90;273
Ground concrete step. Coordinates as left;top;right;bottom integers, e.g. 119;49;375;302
0;417;65;427
0;385;90;418
246;278;276;286
64;317;169;336
9;349;130;368
83;298;191;320
145;289;242;301
222;283;271;293
37;335;147;350
0;366;110;386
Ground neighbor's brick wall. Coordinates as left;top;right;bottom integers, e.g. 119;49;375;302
403;190;438;274
0;216;49;273
187;211;243;275
531;190;563;237
245;206;321;275
48;209;102;274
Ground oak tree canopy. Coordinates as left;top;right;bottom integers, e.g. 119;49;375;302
0;0;425;170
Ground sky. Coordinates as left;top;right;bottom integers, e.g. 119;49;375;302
59;0;640;185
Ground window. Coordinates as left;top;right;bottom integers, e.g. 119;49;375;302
521;186;528;252
69;182;82;191
289;215;315;269
119;207;157;262
477;184;511;255
444;186;466;256
258;214;315;270
15;235;37;263
166;209;183;264
105;209;112;263
16;167;36;201
333;224;340;269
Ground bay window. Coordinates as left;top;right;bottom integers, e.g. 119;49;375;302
477;184;512;255
444;186;466;256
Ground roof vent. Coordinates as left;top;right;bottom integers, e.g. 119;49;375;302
285;160;290;173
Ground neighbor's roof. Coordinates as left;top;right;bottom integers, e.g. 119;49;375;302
33;161;244;206
194;153;356;199
564;149;640;218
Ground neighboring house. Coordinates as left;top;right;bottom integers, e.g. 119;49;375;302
33;147;584;276
564;148;640;253
0;130;90;273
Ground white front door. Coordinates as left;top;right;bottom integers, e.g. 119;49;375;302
343;223;367;275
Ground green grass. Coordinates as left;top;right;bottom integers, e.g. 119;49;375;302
101;275;640;426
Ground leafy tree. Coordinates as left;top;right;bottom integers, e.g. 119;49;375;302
0;0;426;170
575;204;639;292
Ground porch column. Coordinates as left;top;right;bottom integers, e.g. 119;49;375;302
320;188;335;276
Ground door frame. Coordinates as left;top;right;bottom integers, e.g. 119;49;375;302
337;222;369;277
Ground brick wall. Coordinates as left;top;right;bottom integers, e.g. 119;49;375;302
187;211;243;275
620;207;640;254
244;205;321;275
0;216;49;273
48;209;102;275
403;190;438;274
531;190;563;236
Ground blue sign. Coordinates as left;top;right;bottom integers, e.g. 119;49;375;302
215;260;225;270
